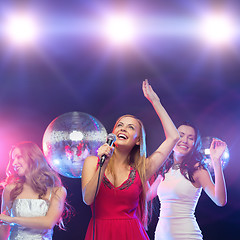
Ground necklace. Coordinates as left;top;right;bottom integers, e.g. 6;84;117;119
172;163;181;170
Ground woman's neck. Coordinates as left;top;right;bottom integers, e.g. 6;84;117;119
24;176;32;186
113;148;130;167
173;154;184;165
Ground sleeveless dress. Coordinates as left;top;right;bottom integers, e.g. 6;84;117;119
9;197;53;240
155;167;203;240
84;167;149;240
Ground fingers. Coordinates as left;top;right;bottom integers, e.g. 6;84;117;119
97;144;114;159
211;138;227;149
144;79;150;89
142;79;147;92
143;79;155;94
210;138;216;149
142;79;150;95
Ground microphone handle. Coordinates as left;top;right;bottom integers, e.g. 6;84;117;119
99;155;106;167
99;139;114;167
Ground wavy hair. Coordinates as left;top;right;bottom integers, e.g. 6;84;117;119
2;141;72;229
106;115;149;228
159;121;206;182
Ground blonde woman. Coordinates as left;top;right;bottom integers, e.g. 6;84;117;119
82;80;180;240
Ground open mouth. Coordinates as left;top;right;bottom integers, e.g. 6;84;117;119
13;165;21;170
14;167;20;172
117;133;128;140
178;145;188;150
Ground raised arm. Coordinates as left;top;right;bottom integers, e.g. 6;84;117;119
0;186;67;230
195;139;227;206
81;143;114;205
142;79;180;179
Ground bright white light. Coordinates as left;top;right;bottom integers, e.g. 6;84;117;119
69;131;84;141
204;148;210;155
53;159;60;165
5;14;38;45
42;143;48;154
199;14;235;45
104;14;136;45
223;151;230;159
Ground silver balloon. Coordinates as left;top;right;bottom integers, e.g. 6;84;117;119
42;112;107;178
200;136;230;175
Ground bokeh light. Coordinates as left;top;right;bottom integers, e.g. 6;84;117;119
102;13;137;45
201;136;230;175
4;13;39;45
199;13;236;46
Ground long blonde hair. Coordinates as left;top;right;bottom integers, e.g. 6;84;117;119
106;115;149;227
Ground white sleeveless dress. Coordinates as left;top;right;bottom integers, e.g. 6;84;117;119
9;198;53;240
155;167;203;240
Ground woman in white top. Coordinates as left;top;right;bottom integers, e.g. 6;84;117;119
0;141;68;240
147;122;227;240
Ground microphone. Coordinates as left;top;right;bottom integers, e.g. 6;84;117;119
99;133;116;167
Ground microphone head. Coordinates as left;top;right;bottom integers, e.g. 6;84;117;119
107;133;117;143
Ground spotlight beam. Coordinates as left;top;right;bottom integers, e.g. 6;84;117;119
4;13;39;45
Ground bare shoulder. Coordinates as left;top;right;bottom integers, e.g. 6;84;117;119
3;183;16;195
84;155;98;164
193;166;210;186
52;186;67;199
1;184;15;212
83;155;99;170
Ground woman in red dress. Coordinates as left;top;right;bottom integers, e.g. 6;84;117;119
81;79;180;240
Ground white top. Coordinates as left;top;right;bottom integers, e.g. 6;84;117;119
9;198;53;240
155;167;203;240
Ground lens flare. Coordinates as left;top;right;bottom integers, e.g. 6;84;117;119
4;13;39;45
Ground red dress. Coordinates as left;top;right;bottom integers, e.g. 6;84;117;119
84;167;149;240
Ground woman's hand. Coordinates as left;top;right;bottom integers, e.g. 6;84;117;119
142;79;160;104
197;138;227;206
82;143;114;205
97;143;114;166
142;79;180;179
0;214;12;224
210;138;227;165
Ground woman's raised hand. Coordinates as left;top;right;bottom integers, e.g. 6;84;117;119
210;138;227;164
142;79;160;104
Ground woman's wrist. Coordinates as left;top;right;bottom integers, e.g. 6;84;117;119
212;160;222;170
1;215;13;224
9;217;14;224
151;98;160;105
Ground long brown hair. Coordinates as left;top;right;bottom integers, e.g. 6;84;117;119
160;121;206;182
107;115;149;228
2;141;71;229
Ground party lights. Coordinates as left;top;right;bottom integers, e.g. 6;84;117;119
102;14;136;45
201;136;230;175
198;13;236;46
1;8;238;49
4;13;39;45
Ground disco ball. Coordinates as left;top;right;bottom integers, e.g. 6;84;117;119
42;112;107;178
200;136;230;175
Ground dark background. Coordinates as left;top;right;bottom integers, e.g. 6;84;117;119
0;1;239;239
